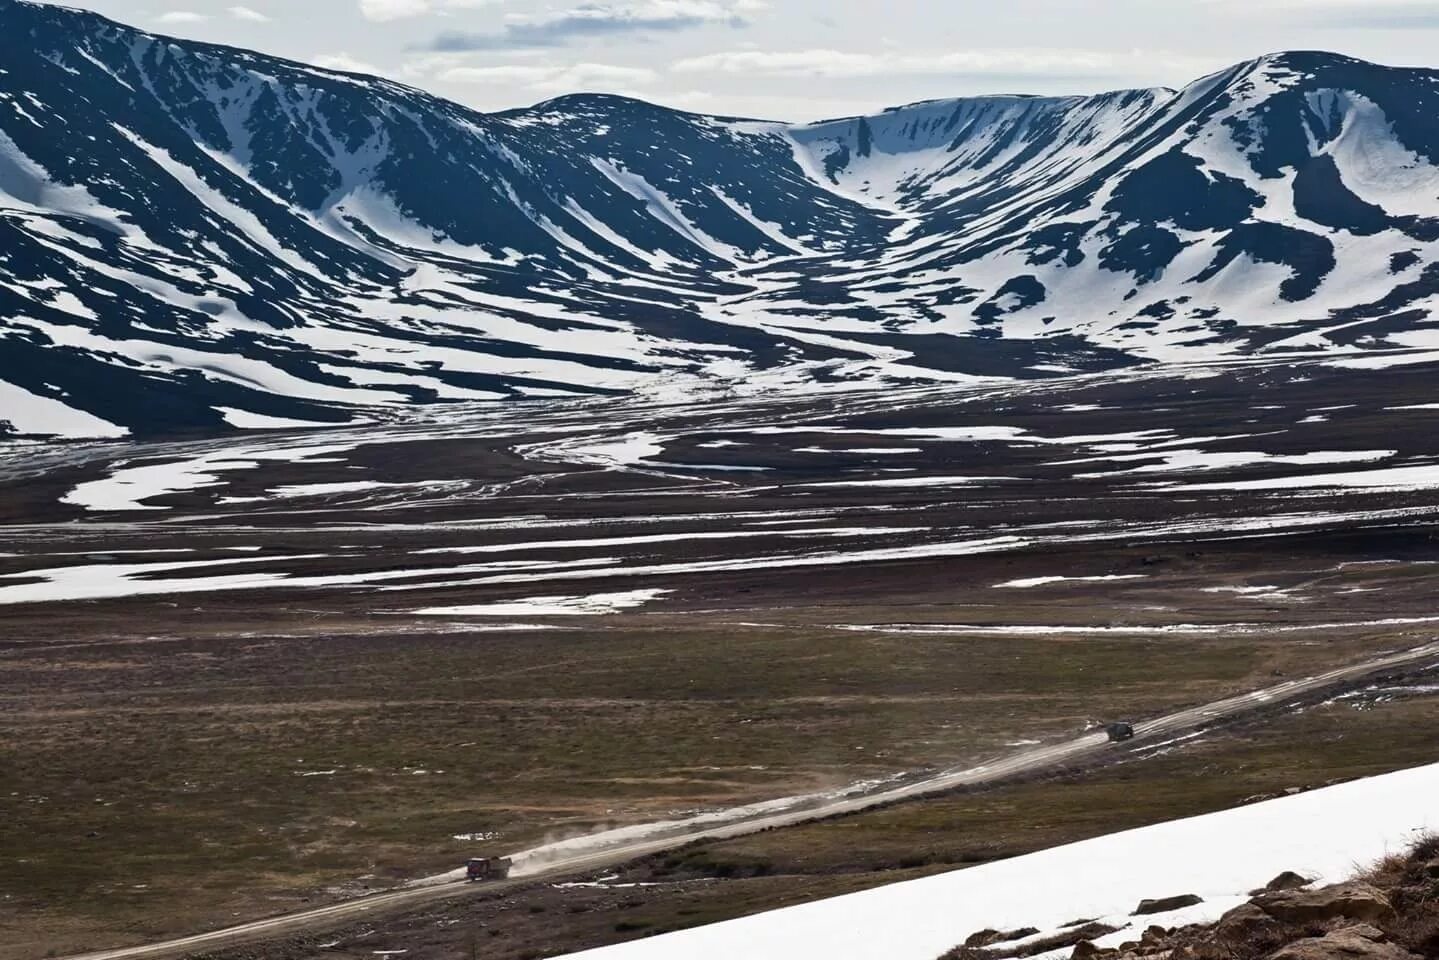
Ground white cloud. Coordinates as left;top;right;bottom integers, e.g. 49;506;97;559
1201;0;1439;27
228;5;272;21
500;0;750;24
441;61;659;93
671;47;1211;80
359;0;497;21
443;64;555;84
1209;0;1439;6
312;52;386;75
360;0;433;20
155;10;209;24
398;51;483;79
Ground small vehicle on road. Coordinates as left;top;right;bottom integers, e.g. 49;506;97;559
1105;721;1136;743
465;856;513;882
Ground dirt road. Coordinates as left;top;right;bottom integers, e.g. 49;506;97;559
64;640;1439;960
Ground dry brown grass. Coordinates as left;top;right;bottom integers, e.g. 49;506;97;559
1361;833;1439;957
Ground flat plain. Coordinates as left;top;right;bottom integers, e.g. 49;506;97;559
5;358;1439;959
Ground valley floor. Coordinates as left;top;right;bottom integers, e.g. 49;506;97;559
5;358;1439;959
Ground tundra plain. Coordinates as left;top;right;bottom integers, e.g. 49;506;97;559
5;359;1439;959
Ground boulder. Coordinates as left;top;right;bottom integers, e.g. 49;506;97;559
1213;903;1284;946
1251;871;1314;895
1071;941;1105;959
966;927;1041;948
965;929;1001;948
1141;925;1170;946
1255;881;1396;926
1340;926;1392;941
1268;925;1419;960
1133;894;1205;916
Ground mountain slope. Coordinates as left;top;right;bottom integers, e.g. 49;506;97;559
3;0;1439;436
752;54;1439;361
562;762;1439;960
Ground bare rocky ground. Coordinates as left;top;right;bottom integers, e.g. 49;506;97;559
5;359;1439;959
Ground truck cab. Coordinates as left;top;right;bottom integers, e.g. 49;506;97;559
465;857;513;882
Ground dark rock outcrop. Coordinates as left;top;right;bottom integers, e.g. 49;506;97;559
965;928;1042;948
1212;903;1284;948
1254;882;1397;926
1133;895;1204;916
1268;924;1420;960
1253;871;1315;894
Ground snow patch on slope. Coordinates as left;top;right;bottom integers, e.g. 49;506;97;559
564;762;1439;960
416;588;672;617
0;378;127;438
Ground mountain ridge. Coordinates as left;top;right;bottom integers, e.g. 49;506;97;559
3;0;1439;437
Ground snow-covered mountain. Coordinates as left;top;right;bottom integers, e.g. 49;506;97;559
4;0;1439;436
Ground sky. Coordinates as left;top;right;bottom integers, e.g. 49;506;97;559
48;0;1439;121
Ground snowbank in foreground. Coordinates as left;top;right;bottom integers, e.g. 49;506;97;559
563;762;1439;960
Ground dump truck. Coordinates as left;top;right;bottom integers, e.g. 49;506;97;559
1105;721;1136;743
465;856;513;882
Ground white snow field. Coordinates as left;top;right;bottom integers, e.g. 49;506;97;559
416;589;672;617
563;762;1439;960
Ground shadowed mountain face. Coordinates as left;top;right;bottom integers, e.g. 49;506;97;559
2;0;1439;437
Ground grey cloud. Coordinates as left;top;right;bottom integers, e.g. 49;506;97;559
1322;12;1439;28
1230;0;1439;30
424;2;750;51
